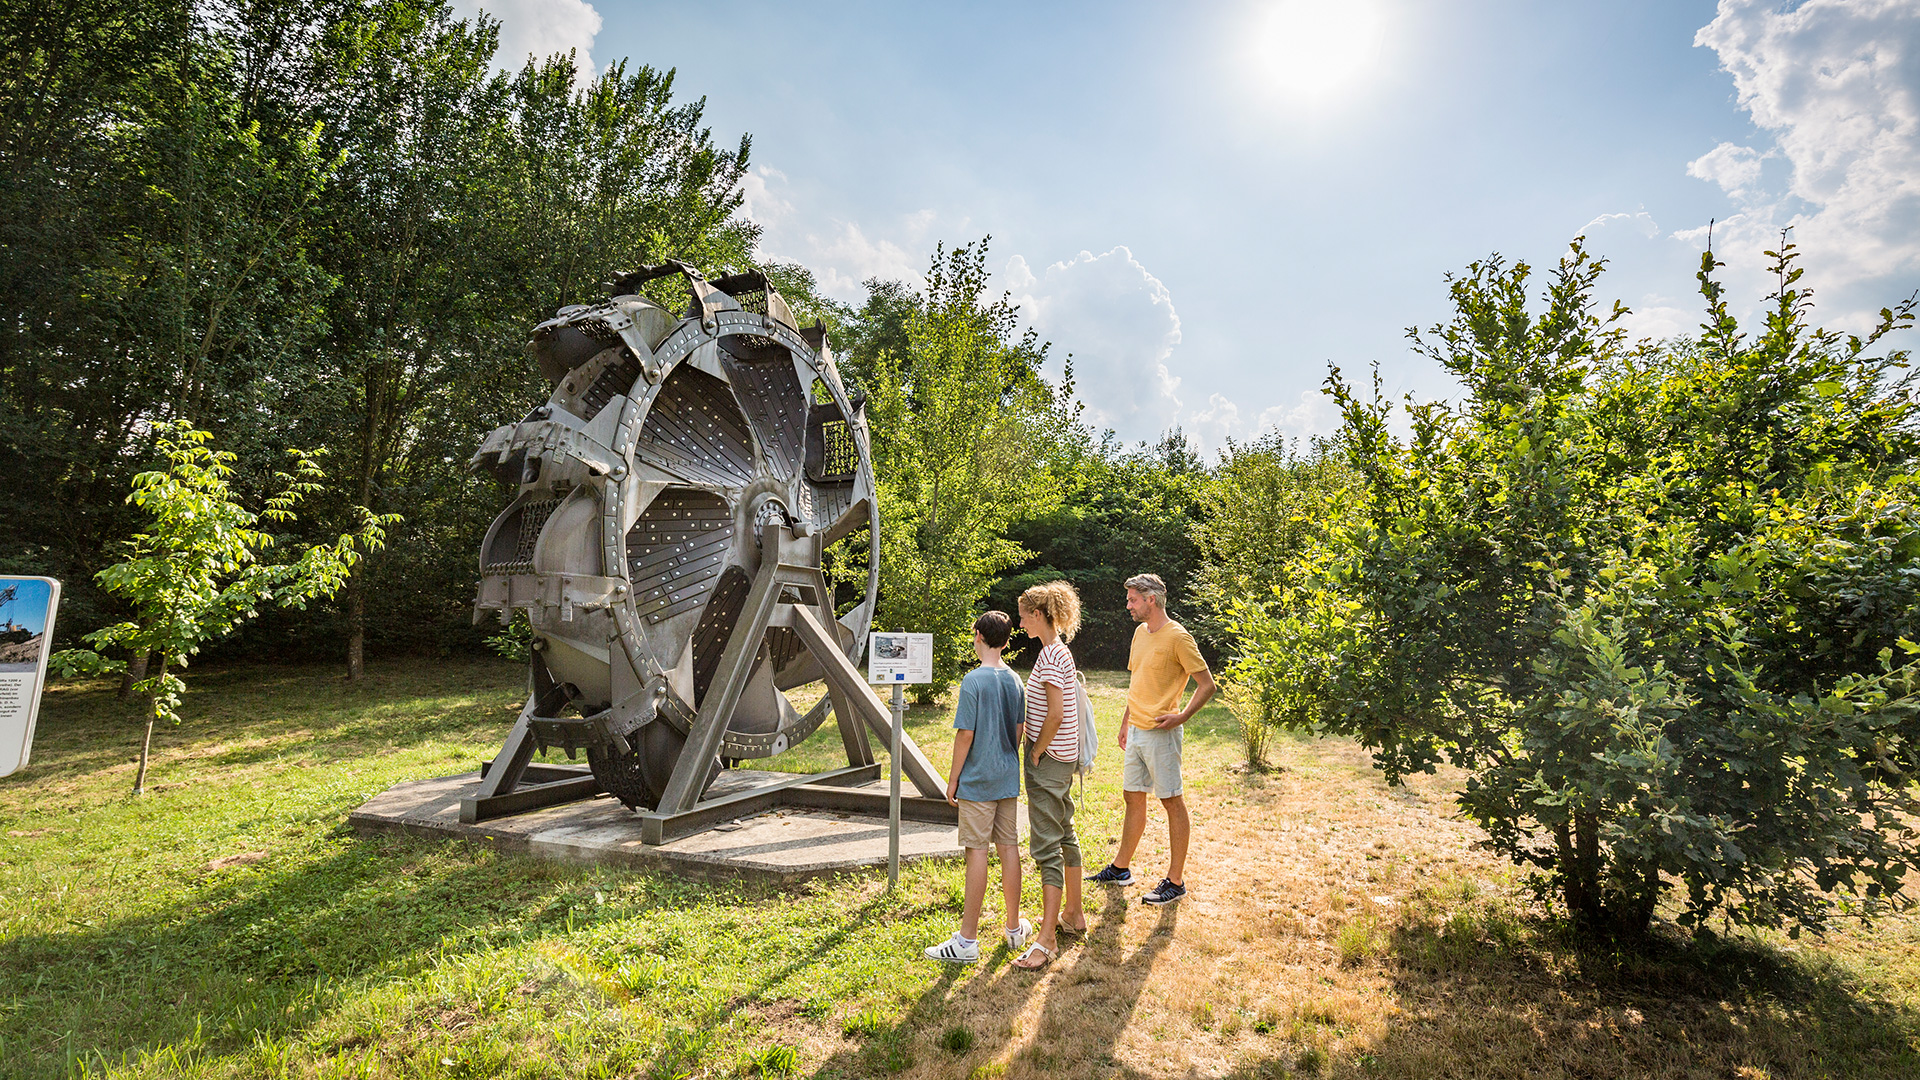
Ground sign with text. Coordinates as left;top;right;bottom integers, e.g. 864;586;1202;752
867;632;933;684
0;577;60;778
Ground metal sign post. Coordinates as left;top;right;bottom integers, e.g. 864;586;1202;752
869;631;934;889
0;576;61;778
889;683;905;887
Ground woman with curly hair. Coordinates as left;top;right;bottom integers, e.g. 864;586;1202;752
1013;580;1089;969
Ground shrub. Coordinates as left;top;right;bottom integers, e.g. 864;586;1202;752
1336;915;1385;966
1232;236;1920;938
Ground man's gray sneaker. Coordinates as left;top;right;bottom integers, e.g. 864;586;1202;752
1143;878;1186;906
1086;863;1135;886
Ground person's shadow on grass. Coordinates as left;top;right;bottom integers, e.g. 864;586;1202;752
1004;887;1178;1077
804;884;1178;1079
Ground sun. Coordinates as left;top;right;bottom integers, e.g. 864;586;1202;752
1249;0;1387;101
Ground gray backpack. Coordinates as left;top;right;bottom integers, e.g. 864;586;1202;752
1073;673;1096;776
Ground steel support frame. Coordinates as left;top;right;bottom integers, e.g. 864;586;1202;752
632;531;951;843
461;527;955;842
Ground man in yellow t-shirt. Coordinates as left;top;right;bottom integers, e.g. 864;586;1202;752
1084;573;1214;906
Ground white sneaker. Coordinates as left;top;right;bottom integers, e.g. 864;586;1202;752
924;933;980;963
1004;918;1033;953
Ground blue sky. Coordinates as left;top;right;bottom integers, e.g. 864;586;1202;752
457;0;1920;449
0;578;55;637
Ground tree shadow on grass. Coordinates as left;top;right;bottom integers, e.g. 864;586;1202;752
11;659;527;789
0;835;542;1074
0;815;997;1080
635;887;968;1080
0;826;845;1078
1009;893;1178;1079
1294;911;1920;1080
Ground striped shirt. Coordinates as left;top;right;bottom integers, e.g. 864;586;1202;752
1024;641;1080;763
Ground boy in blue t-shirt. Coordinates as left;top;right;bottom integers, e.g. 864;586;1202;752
924;611;1030;963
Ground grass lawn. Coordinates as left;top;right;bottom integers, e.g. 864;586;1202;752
4;658;1920;1079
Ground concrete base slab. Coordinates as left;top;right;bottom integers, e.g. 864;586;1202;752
348;768;991;883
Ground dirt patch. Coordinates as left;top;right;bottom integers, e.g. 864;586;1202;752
203;850;270;871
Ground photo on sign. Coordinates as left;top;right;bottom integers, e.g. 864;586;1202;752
873;634;908;660
0;579;52;673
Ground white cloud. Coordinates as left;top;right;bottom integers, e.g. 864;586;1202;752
1581;210;1662;239
740;167;944;300
738;173;1324;452
1569;211;1701;342
1689;0;1920;322
1620;301;1699;344
450;0;602;86
738;165;793;227
1004;248;1184;443
1686;142;1769;197
1183;390;1341;453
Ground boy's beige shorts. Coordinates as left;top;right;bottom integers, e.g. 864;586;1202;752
957;797;1019;849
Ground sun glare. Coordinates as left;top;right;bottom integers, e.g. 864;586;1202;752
1250;0;1386;102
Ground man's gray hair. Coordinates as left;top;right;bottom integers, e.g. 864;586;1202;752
1125;573;1168;607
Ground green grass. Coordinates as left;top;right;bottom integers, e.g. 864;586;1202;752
0;659;1250;1079
8;659;1920;1078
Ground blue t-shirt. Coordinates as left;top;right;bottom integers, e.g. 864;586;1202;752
953;665;1024;802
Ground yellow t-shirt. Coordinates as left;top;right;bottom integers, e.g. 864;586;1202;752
1125;620;1208;728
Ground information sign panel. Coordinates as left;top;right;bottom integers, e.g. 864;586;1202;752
867;632;933;684
0;576;61;778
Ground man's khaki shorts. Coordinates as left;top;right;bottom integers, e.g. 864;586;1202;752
1123;724;1184;799
957;797;1019;850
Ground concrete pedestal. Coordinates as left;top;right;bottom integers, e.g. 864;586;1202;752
348;768;981;883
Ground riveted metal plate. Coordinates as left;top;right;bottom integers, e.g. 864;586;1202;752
635;365;754;486
625;489;736;623
720;349;805;482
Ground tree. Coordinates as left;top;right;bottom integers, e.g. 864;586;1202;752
50;423;393;793
0;0;334;636
1191;430;1353;649
1231;236;1920;937
283;6;760;675
866;239;1076;698
991;429;1209;667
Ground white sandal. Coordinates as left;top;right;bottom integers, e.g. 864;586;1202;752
1012;942;1054;970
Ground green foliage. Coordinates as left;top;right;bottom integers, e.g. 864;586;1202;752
866;240;1076;698
1;0;768;666
484;610;533;664
1232;235;1920;937
47;422;393;792
993;429;1207;666
832;277;920;399
0;1;337;635
842;1006;889;1038
1192;431;1354;646
1220;676;1278;770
